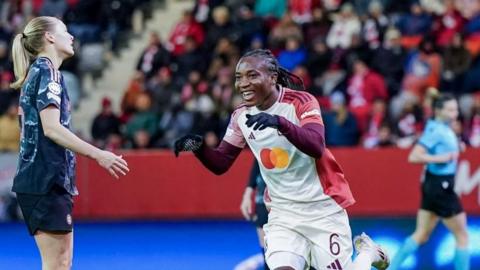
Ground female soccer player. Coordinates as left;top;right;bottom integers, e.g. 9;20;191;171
175;49;389;270
11;16;129;270
390;93;469;270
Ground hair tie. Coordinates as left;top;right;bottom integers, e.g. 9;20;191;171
22;33;27;38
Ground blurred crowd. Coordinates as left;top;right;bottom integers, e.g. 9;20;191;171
0;0;155;153
92;0;480;150
2;0;480;152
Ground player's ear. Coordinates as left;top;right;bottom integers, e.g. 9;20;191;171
270;72;278;86
44;31;55;44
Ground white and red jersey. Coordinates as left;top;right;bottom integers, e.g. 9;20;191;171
224;87;355;217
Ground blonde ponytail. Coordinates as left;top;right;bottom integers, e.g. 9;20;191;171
11;33;32;89
10;16;58;89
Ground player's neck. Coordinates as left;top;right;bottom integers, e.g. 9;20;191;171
257;85;279;111
37;50;63;69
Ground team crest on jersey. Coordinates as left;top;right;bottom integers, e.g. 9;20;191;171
48;82;62;95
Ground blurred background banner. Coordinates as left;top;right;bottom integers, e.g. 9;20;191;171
72;148;480;219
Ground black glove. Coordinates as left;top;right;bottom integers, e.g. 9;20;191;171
245;113;279;131
174;134;203;157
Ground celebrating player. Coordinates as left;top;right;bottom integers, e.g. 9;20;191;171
389;93;469;270
174;49;389;270
11;16;128;270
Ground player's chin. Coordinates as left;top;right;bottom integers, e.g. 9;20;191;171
243;99;257;107
64;47;75;58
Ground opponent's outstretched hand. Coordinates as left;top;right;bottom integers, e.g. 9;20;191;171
95;150;129;179
174;134;203;157
245;113;279;131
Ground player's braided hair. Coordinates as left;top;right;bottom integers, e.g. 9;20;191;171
240;49;305;91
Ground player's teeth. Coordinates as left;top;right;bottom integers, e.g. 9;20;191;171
243;91;254;100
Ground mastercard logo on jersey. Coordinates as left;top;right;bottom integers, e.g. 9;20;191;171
260;147;289;169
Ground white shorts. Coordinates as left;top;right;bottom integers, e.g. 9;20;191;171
264;209;353;270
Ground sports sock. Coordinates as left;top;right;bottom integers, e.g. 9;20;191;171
454;247;470;270
389;237;419;270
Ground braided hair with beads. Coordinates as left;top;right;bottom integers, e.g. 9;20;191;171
240;49;306;91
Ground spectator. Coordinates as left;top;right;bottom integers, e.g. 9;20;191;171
204;6;234;51
0;72;17;115
277;37;307;71
39;0;68;18
326;3;361;49
64;0;104;44
441;33;471;96
181;70;210;108
377;123;396;147
289;0;321;24
146;67;178;115
431;0;465;47
323;92;360;147
371;28;407;97
206;37;239;80
292;65;312;90
156;104;195;148
391;38;442;119
395;99;423;148
402;38;442;98
120;72;146;122
468;96;480;147
362;99;388;148
136;31;171;80
232;5;265;51
269;11;303;50
0;41;12;72
302;7;332;45
362;0;389;49
0;103;19;152
347;58;388;131
464;6;480;36
167;10;204;56
91;97;122;149
173;36;205;84
396;3;432;36
306;37;331;82
254;0;287;20
211;67;234;114
125;92;158;148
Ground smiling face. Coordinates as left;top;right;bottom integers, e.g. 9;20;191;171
234;56;278;109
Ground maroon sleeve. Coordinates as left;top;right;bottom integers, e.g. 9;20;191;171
277;116;325;158
194;140;243;175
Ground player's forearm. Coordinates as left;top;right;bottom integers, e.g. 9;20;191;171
277;117;325;158
43;123;100;160
194;140;242;175
408;152;452;164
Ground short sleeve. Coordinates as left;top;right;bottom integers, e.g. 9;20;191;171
222;108;246;148
297;93;323;126
36;67;62;111
418;127;439;151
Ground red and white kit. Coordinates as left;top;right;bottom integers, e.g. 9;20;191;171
224;87;356;269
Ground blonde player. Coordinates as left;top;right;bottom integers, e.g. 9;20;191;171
174;49;389;270
11;17;128;270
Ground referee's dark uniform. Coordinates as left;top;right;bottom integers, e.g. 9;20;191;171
418;119;463;218
13;57;77;235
